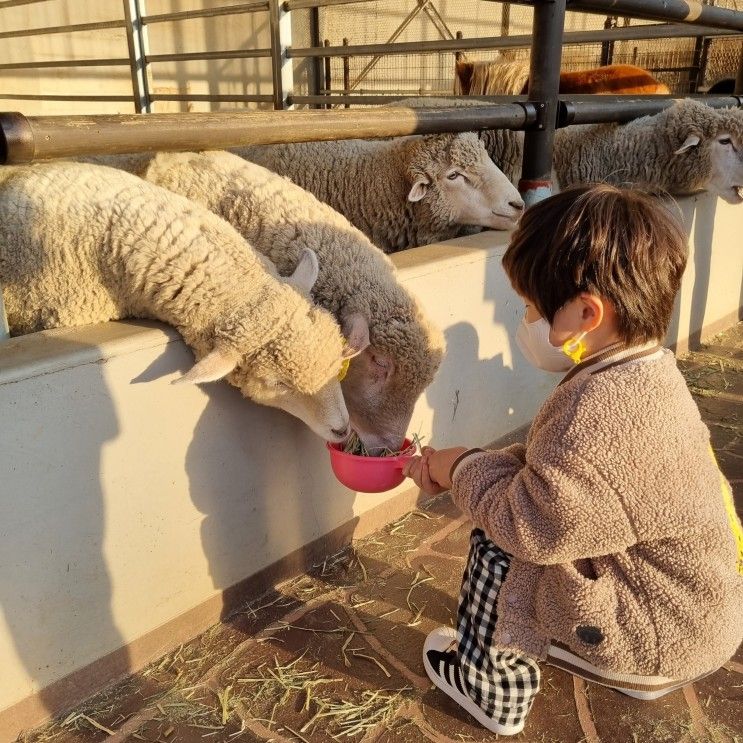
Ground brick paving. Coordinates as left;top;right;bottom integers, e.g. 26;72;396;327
17;323;743;743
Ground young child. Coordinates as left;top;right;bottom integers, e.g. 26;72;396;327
404;184;743;736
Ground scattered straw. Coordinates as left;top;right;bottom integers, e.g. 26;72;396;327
351;651;391;678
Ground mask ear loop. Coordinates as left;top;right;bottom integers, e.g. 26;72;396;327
562;332;588;364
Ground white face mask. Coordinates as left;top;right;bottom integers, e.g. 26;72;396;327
515;317;574;373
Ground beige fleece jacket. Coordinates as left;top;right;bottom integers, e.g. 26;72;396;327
451;343;743;680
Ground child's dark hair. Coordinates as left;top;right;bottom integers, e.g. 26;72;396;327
502;184;688;345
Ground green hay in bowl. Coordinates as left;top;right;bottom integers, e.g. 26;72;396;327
342;431;422;458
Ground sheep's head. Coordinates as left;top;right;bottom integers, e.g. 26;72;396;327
667;100;743;204
339;304;445;454
175;249;358;443
407;132;524;231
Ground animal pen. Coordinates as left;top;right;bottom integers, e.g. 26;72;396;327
1;0;743;738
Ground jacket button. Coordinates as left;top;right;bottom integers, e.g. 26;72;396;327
501;632;512;643
576;625;604;645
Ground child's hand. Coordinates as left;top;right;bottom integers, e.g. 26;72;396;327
403;447;447;495
403;446;468;495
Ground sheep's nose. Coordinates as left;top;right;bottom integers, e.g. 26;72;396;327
331;424;350;438
509;199;525;212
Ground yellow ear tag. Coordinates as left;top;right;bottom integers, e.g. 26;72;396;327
338;357;351;381
562;336;587;364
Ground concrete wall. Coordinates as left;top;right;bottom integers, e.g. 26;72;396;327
1;192;741;738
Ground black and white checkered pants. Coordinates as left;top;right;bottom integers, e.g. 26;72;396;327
456;528;541;727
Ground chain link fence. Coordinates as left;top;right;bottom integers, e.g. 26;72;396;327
314;0;741;101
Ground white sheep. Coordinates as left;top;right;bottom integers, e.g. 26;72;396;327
134;149;445;452
232;133;524;252
0;161;359;442
391;98;743;202
552;100;743;202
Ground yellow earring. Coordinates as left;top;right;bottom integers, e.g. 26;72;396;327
562;332;587;364
338;357;351;381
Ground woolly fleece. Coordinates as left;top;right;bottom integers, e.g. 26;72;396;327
552;99;743;195
140;150;445;445
0;161;346;398
233;133;507;251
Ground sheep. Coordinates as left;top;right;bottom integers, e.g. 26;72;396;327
552;100;743;202
231;133;524;252
390;98;743;202
129;149;445;452
385;97;524;184
0;160;360;442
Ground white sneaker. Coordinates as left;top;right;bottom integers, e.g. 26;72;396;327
422;627;526;736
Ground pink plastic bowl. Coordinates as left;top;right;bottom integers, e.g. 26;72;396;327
327;438;414;493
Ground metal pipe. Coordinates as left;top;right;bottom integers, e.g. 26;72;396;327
562;0;743;31
324;39;332;110
558;94;743;125
0;94;137;101
736;40;743;94
342;38;350;108
0;105;536;163
519;0;566;206
268;0;294;109
689;26;706;94
141;2;268;24
149;94;275;102
0;58;131;70
0;19;126;40
146;49;271;63
0;0;54;7
308;6;323;108
289;23;738;58
697;35;712;90
123;0;152;114
284;0;374;9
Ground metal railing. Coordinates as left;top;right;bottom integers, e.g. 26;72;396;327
1;0;743;340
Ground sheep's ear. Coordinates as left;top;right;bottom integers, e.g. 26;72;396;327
407;178;429;203
285;248;319;294
172;348;239;385
341;312;370;358
674;133;701;155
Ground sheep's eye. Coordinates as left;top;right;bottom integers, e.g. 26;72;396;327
446;171;461;181
371;354;388;369
718;137;732;145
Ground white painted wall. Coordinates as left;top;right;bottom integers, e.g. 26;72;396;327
0;194;741;736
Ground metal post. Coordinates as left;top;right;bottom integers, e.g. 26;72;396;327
455;30;463;63
308;6;323;108
697;36;712;90
600;15;617;66
501;2;510;36
324;39;332;109
342;38;350;108
519;0;566;206
122;0;152;113
0;290;8;341
269;0;294;109
736;40;743;94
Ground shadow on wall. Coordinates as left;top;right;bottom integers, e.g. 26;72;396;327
668;191;718;351
183;383;360;622
426;321;518;449
0;335;130;724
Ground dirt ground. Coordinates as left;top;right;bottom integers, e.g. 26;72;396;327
16;323;743;743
